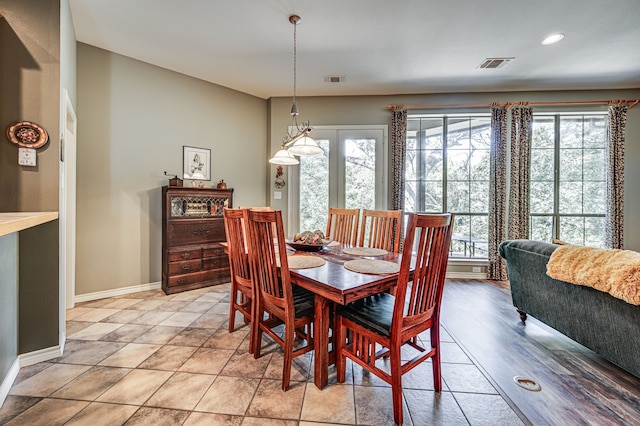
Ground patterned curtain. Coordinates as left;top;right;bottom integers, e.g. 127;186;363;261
605;103;627;249
390;108;407;249
390;108;407;211
487;106;508;280
507;105;533;240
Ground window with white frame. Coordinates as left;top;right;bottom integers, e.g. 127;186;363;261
289;126;388;235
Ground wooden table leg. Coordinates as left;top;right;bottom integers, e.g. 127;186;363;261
313;295;330;389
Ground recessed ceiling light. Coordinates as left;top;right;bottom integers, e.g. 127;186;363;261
541;33;565;45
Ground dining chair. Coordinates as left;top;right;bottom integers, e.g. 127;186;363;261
245;209;315;391
325;207;360;246
222;208;256;353
335;212;454;425
358;209;403;253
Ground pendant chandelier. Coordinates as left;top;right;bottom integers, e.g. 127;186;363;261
269;14;323;165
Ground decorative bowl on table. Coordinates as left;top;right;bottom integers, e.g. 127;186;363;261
287;240;330;252
287;230;329;251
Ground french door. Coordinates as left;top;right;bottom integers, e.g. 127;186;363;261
288;125;388;234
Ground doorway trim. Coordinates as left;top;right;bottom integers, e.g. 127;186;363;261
59;89;77;348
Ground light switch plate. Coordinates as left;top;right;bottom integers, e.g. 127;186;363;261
18;148;37;166
274;191;282;199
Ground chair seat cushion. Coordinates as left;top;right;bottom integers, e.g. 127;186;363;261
336;292;395;337
292;285;315;319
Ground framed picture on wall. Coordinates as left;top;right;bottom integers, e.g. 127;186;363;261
183;146;211;181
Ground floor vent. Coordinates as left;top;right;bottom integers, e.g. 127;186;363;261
478;57;514;69
513;376;541;391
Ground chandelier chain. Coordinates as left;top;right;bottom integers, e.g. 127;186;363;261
292;18;297;107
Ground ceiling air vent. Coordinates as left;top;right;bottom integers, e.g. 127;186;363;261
324;75;346;83
477;57;514;69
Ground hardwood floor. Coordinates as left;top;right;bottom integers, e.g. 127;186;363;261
441;279;640;426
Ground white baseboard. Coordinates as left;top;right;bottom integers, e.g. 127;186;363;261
0;358;20;408
446;271;487;280
0;344;63;408
19;345;63;368
75;281;162;303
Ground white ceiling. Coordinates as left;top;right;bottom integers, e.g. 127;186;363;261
69;0;640;100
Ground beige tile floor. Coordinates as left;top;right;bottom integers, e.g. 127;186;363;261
0;284;524;425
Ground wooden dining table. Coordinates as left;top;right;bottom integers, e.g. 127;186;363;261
287;245;409;389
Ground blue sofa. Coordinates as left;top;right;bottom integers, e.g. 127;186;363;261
499;239;640;379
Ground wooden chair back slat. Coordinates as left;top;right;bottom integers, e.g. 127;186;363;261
359;209;403;253
326;208;360;246
223;208;250;285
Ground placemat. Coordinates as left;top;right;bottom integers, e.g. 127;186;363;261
342;247;387;257
285;255;326;269
343;259;400;275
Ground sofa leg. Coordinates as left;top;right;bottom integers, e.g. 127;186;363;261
517;309;527;323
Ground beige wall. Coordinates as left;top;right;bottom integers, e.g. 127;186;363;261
268;90;640;252
60;0;76;106
76;44;268;295
0;0;61;357
0;1;61;211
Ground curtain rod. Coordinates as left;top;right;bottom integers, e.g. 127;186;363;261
386;99;640;110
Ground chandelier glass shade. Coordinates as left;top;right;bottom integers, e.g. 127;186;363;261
269;147;299;165
269;14;323;165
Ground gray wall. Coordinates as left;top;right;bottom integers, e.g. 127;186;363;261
268;90;640;252
76;44;268;295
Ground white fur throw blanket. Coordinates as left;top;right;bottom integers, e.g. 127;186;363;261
547;245;640;305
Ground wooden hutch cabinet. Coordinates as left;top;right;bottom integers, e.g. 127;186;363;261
162;186;233;294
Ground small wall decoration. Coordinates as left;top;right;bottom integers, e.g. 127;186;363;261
183;146;211;181
275;165;286;188
6;120;49;149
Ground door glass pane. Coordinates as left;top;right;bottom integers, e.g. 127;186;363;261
299;139;329;231
345;138;376;210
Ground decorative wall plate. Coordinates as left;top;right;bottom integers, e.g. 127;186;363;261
6;121;49;149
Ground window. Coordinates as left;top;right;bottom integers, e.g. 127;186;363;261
530;114;607;247
406;115;491;258
290;126;387;234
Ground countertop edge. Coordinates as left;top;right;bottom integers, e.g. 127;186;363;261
0;212;59;237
